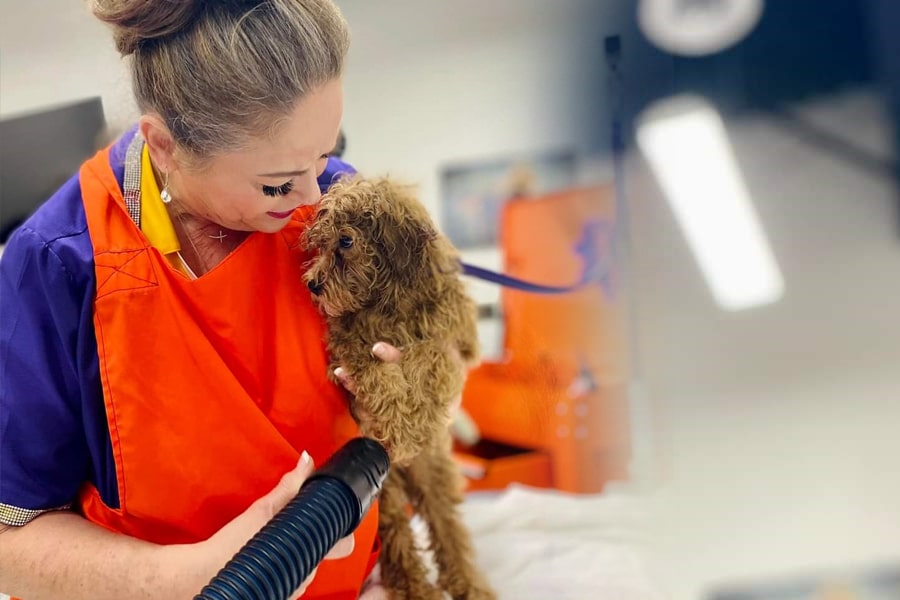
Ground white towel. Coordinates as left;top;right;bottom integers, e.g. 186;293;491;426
457;485;666;600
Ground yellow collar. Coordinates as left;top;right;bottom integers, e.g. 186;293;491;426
140;145;181;255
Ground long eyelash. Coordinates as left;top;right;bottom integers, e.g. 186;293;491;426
262;180;294;197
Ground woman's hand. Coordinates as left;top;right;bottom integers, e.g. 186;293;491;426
333;342;464;423
179;452;354;598
332;342;401;394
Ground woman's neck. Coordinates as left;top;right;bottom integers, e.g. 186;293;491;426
167;204;249;277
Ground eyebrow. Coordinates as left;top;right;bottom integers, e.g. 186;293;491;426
256;153;331;179
256;169;308;178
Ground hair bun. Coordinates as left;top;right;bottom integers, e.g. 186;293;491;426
92;0;207;56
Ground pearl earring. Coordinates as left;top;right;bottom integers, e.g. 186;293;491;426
160;170;172;204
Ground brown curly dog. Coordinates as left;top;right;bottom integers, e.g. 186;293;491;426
302;176;496;600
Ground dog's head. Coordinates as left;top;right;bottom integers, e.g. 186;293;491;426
302;176;459;318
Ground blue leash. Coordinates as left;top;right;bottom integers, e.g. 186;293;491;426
459;219;615;296
460;262;589;294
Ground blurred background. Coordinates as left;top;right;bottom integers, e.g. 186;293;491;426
2;1;899;599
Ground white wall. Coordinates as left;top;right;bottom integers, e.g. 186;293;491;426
0;1;136;127
340;23;586;216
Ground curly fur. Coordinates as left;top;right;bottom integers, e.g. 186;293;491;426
303;177;496;600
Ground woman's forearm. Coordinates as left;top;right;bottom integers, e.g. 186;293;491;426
0;511;201;600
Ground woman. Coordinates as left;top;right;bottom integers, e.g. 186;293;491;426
0;1;417;598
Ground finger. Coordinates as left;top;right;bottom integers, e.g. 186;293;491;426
359;564;382;594
450;394;462;417
372;342;402;363
333;367;357;395
259;451;314;516
324;534;355;560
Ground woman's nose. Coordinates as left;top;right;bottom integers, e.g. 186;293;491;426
300;173;322;206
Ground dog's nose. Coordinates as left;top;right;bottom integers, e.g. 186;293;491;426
307;279;323;295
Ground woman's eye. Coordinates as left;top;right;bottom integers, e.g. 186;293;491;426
262;180;294;197
316;154;330;176
339;235;354;249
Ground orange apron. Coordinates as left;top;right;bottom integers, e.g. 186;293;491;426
72;141;378;599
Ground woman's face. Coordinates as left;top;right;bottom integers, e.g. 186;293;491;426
164;79;344;233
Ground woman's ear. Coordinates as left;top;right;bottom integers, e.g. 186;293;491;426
138;114;178;174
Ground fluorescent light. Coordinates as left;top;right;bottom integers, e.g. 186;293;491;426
636;95;784;311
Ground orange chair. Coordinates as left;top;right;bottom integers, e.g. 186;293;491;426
457;186;631;493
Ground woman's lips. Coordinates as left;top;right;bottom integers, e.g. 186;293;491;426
267;208;296;219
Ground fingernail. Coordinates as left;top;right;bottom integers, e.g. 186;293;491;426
371;343;386;358
334;367;346;380
299;450;312;467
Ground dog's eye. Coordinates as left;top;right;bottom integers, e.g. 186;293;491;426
339;235;354;249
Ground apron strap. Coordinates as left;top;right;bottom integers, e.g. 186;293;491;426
122;131;144;228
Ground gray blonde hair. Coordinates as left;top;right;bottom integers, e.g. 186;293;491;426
93;0;349;159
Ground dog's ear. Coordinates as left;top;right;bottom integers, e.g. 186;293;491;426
363;177;460;277
398;217;459;282
421;226;462;276
416;222;439;249
385;219;426;273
